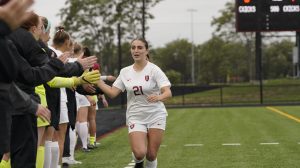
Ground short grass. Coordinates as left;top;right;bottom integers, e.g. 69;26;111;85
166;84;300;105
72;106;300;168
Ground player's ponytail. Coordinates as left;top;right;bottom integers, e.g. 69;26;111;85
53;26;70;47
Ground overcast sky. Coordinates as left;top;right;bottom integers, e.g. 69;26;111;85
32;0;229;48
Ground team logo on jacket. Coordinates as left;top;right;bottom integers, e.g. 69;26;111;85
130;124;135;129
145;75;149;81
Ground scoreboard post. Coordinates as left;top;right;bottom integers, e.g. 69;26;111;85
236;0;300;103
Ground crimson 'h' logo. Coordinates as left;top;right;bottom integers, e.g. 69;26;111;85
145;75;149;81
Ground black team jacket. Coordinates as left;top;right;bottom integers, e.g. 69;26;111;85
0;21;40;154
9;27;84;130
8;28;65;106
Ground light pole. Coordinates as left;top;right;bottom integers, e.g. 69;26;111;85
187;8;197;84
142;0;146;39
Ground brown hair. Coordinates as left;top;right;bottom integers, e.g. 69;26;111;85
69;39;74;48
73;42;82;55
21;12;39;31
82;46;92;58
131;38;150;60
53;26;70;47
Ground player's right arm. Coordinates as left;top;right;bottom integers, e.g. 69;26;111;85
97;80;121;99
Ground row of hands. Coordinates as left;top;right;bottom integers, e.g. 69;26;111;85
0;0;110;125
37;70;115;123
36;70;110;123
0;0;53;124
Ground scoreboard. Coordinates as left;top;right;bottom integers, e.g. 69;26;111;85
236;0;300;31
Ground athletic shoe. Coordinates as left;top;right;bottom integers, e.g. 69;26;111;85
82;148;91;152
62;157;82;165
87;143;96;149
67;159;82;165
134;161;144;168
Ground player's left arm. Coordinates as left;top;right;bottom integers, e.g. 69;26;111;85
147;86;172;103
159;86;172;101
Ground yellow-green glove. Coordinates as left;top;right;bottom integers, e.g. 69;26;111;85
72;70;100;86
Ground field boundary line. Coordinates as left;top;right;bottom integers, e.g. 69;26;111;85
184;144;203;147
266;106;300;123
222;143;241;146
260;142;279;145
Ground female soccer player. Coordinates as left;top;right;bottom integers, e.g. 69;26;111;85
97;38;172;168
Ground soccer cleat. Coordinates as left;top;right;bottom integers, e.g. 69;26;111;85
82;148;91;152
134;161;144;168
62;157;82;165
87;143;96;149
70;160;82;164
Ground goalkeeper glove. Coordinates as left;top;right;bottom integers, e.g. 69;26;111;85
72;70;100;86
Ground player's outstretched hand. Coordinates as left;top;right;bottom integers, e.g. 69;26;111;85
0;0;34;30
76;56;97;70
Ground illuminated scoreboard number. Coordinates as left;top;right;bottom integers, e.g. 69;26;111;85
236;0;262;31
236;0;300;32
270;5;280;13
265;1;300;31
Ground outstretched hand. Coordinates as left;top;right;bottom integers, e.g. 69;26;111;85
76;56;98;70
58;52;72;64
0;0;34;30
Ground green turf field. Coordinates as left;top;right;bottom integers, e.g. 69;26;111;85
72;106;300;168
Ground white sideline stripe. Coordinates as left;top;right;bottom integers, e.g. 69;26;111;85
260;142;279;145
222;143;241;146
124;160;135;168
160;145;167;147
184;144;203;147
298;142;300;144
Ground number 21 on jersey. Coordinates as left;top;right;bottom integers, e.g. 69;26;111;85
133;86;144;96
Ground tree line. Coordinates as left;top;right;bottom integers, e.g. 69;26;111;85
59;0;295;85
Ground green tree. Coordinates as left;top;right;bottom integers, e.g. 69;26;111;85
152;39;192;83
263;40;294;79
198;37;248;84
211;1;255;81
165;70;182;84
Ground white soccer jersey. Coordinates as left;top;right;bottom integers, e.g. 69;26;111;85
68;57;77;63
113;62;171;124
